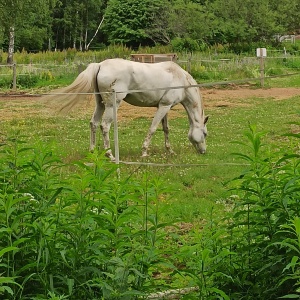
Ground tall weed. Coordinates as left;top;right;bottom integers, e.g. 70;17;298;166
0;135;174;299
175;124;300;299
224;125;300;299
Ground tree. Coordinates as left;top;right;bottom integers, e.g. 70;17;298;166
270;0;300;34
168;0;216;44
103;0;169;47
209;0;280;46
51;0;105;50
144;0;173;45
0;0;56;63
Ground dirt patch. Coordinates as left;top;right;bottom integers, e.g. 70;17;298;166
1;87;300;122
203;86;300;108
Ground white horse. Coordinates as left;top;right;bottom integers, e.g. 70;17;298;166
45;58;208;160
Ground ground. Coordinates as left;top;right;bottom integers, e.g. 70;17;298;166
1;86;300;121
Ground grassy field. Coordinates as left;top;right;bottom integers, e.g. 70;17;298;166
2;83;300;224
1;72;300;298
1;43;300;298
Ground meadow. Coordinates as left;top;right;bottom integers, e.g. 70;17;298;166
1;47;300;299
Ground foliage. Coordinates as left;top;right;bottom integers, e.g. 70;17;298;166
223;125;300;299
103;0;169;47
171;38;200;54
0;135;174;299
165;125;300;299
0;0;56;51
1;0;300;53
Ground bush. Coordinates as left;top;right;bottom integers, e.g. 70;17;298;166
0;76;12;89
0;136;174;299
171;37;200;53
177;125;300;299
16;74;39;88
223;125;300;299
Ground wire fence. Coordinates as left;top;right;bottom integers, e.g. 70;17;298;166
1;53;300;91
1;58;300;169
19;71;299;169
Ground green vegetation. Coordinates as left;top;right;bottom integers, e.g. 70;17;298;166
1;79;300;298
0;45;300;91
0;0;300;54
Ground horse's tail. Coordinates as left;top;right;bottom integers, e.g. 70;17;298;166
43;62;101;113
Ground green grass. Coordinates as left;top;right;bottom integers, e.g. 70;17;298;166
2;84;300;299
2;93;300;224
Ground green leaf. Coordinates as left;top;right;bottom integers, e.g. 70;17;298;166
0;246;19;257
279;294;300;299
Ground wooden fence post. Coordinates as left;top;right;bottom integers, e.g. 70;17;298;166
12;63;17;91
259;48;265;87
256;48;266;87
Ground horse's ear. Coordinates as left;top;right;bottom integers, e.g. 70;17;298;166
204;116;209;124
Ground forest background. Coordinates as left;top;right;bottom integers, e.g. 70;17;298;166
0;0;300;64
2;0;300;299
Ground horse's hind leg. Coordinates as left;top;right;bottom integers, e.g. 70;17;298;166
100;93;123;161
161;114;174;154
90;94;104;152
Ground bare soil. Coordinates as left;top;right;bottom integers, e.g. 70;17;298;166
1;87;300;122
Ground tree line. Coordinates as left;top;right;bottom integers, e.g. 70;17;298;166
0;0;299;63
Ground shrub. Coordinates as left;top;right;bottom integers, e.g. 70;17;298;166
0;135;174;299
171;37;199;54
176;125;300;299
224;125;300;299
16;74;39;88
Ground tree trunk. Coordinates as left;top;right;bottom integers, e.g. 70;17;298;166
7;26;15;64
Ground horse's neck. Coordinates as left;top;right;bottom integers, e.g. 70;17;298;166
182;89;204;126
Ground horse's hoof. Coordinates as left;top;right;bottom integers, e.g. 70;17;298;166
104;152;115;161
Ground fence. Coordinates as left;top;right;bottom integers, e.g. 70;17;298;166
44;70;297;169
1;54;300;92
0;63;79;91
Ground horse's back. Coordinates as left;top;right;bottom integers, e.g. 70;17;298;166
97;59;191;89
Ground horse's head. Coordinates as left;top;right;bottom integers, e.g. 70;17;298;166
188;115;209;154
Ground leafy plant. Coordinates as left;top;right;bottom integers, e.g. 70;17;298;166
0;135;174;299
220;124;300;299
274;217;300;299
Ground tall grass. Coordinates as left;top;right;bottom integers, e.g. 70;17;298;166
168;125;300;299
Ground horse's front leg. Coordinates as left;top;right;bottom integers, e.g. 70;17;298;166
142;105;171;157
161;114;174;154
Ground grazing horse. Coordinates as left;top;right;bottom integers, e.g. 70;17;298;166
45;58;208;160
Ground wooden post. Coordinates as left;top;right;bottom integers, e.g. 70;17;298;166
12;63;17;91
259;48;265;87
